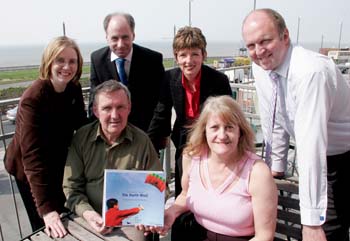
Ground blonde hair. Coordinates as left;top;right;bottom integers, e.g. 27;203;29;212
39;36;83;85
184;96;255;160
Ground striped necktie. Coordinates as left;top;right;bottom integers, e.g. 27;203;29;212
116;58;127;85
265;71;279;167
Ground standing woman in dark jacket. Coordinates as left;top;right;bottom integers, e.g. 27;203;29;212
148;26;232;199
4;36;87;238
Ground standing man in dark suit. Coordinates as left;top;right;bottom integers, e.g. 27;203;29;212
89;12;165;132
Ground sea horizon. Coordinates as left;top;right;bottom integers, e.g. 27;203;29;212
0;40;341;68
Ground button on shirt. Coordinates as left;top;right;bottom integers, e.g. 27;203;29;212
253;45;350;225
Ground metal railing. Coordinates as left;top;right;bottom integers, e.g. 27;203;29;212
0;87;91;240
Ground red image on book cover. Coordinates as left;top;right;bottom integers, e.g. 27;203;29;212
145;173;165;192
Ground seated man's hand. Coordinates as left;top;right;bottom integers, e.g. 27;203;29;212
271;171;285;179
152;137;169;153
43;211;67;238
82;210;112;235
159;137;169;150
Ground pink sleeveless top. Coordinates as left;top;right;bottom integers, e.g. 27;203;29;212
186;152;258;236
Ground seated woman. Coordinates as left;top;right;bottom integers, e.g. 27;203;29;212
140;95;277;241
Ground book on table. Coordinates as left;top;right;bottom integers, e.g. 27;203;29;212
102;169;166;227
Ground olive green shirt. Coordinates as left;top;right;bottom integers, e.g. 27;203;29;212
63;121;161;217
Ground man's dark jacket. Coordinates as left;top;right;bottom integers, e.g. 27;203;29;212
89;44;165;132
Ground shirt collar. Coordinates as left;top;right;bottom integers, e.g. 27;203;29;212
110;46;133;63
181;68;202;92
94;122;134;145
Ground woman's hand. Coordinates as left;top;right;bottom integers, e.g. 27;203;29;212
135;208;177;236
135;224;160;236
43;211;67;238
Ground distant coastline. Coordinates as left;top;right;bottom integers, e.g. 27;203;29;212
0;41;335;68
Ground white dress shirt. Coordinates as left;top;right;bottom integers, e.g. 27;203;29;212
253;45;350;226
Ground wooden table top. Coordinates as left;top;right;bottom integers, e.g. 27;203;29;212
24;214;131;241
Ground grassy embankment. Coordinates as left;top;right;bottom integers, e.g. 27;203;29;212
0;58;223;100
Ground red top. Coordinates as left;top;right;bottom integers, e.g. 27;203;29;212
182;70;201;119
105;207;140;226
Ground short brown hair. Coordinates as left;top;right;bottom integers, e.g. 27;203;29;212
184;96;255;160
39;36;83;85
172;26;207;58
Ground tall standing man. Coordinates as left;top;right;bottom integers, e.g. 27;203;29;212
89;12;165;132
242;8;350;241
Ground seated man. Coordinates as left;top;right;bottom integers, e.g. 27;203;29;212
63;80;161;241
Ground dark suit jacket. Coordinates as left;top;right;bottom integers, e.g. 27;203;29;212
89;44;164;132
148;64;233;153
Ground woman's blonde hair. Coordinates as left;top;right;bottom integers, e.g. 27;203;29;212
183;95;255;160
39;36;83;85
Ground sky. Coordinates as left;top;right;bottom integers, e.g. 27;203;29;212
1;0;349;48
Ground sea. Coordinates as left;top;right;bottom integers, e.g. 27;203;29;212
0;41;324;68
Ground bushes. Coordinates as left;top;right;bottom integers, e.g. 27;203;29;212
0;87;26;100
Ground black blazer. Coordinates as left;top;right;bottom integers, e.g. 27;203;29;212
89;44;165;132
148;64;233;152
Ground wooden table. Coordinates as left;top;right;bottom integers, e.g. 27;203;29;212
23;214;132;241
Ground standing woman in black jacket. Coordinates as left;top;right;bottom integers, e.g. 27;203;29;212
148;26;232;198
4;36;87;238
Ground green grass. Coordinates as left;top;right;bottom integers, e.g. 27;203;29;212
0;68;39;84
0;66;90;83
0;87;26;100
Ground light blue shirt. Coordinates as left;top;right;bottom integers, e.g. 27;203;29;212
253;45;350;226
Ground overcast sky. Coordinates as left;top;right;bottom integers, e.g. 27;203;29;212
1;0;349;48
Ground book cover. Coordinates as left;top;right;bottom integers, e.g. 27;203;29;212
103;169;165;227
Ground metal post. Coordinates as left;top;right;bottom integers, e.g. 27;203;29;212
296;17;301;45
0;112;23;239
337;21;343;49
253;0;256;10
8;175;23;239
164;144;171;184
173;25;177;67
188;0;192;26
63;22;66;36
320;35;324;49
0;224;4;241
